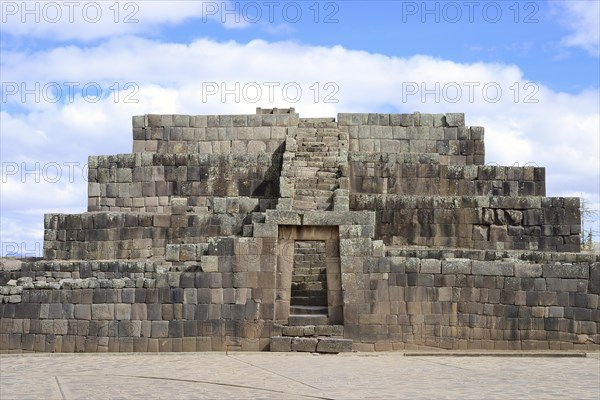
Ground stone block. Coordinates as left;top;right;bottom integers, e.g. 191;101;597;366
472;261;513;276
253;223;278;238
441;259;471;274
91;304;114;320
545;307;564;318
265;211;301;225
131;304;147;320
446;113;465;127
270;336;291;352
74;304;91;320
291;337;318;352
166;245;180;262
420;259;441;274
303;211;375;226
514;264;542;278
542;263;589;279
316;338;353;353
115;304;131;320
151;321;169;338
201;256;219;273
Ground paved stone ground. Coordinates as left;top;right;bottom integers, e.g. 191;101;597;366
1;352;598;399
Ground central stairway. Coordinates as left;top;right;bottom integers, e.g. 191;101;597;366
267;115;353;353
290;240;328;322
277;118;343;211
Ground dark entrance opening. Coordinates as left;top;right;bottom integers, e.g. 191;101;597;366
290;240;328;316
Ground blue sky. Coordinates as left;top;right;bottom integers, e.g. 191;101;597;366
1;0;599;256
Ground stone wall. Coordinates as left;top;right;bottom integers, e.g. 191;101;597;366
348;156;545;196
339;112;485;165
88;153;282;213
350;195;580;252
342;253;599;351
1;253;597;352
1;233;280;352
131;113;297;155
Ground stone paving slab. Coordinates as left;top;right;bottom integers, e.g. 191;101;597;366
0;352;598;399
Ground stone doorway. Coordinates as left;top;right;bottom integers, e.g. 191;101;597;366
276;225;342;324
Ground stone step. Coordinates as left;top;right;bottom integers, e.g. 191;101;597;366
302;148;331;153
293;150;333;156
288;314;329;326
292;281;327;291
296;135;318;141
292;195;315;202
290;305;328;315
315;184;338;191
292;200;332;209
291;289;328;297
291;201;318;210
291;177;332;184
291;276;326;284
316;171;339;178
275;324;345;337
294;151;338;158
293;184;336;192
270;336;352;353
315;128;340;136
302;141;329;147
294;189;334;198
314;196;334;204
297;153;328;158
290;296;328;307
292;197;333;205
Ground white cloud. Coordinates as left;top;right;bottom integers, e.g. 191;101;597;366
552;0;600;56
1;37;599;252
0;1;248;41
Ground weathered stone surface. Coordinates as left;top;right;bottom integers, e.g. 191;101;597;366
270;336;291;352
291;337;318;352
252;223;278;238
472;261;513;276
303;211;375;226
265;211;301;225
441;259;471;274
316;338;353;353
543;263;589;279
514;264;542;278
91;304;114;320
2;109;595;355
420;259;441;274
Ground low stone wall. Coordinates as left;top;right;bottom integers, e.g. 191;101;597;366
350;195;580;252
0;250;277;352
343;255;599;351
1;254;597;352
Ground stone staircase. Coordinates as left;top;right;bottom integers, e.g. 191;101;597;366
270;323;352;353
290;240;328;317
278;119;343;211
266;117;354;353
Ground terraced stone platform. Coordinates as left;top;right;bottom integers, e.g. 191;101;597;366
0;108;597;354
